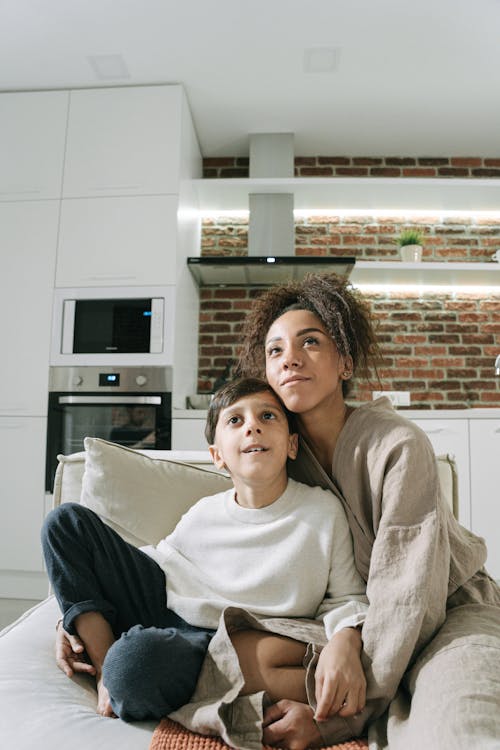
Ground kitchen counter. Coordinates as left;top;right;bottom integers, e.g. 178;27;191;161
173;409;209;419
174;407;500;420
402;408;500;419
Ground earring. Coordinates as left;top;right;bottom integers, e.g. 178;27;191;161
342;370;352;380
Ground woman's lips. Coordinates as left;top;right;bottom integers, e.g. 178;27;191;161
280;376;309;386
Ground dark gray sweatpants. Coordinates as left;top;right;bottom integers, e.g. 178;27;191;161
41;503;213;722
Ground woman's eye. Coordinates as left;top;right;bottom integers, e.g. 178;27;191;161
303;336;319;346
266;345;281;357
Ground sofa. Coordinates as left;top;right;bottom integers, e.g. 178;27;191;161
0;437;458;750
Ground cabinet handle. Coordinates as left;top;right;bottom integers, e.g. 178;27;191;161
59;395;162;405
0;424;23;430
0;188;42;195
86;275;137;281
91;185;140;191
423;428;445;434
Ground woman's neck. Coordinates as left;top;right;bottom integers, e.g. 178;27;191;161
297;399;352;475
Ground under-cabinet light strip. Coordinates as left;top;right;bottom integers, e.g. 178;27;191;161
200;208;500;220
353;283;500;294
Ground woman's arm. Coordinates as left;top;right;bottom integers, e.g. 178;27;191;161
314;626;366;720
313;499;368;719
354;431;452;715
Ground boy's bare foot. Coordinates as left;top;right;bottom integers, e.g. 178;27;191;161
96;674;117;718
263;699;323;749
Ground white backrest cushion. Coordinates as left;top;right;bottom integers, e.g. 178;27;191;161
52;441;458;549
436;453;458;517
80;438;232;547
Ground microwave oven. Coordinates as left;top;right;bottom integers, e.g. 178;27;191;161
50;287;175;366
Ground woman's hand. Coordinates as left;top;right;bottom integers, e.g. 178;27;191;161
55;620;96;678
314;626;366;721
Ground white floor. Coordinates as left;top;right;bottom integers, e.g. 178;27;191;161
0;598;42;630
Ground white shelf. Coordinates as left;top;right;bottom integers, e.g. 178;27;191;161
190;177;500;212
351;261;500;287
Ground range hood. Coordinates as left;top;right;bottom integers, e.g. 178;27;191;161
188;133;355;287
187;255;356;287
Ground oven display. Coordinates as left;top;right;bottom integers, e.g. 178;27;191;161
99;373;120;386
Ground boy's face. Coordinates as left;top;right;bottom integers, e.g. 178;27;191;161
209;390;298;485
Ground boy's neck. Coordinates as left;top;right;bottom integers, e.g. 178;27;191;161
231;473;289;509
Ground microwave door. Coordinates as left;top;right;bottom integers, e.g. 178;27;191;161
61;300;76;354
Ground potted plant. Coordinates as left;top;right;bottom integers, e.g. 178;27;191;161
396;229;423;262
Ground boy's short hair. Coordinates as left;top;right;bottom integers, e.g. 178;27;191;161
204;377;293;445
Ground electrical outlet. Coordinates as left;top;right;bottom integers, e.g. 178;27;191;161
372;390;411;407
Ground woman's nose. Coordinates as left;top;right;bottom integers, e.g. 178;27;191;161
282;346;302;369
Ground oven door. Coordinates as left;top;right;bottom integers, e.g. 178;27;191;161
46;392;171;491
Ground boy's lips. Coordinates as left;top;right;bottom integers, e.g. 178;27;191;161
242;444;269;454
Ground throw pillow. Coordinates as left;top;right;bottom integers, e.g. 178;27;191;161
81;437;232;547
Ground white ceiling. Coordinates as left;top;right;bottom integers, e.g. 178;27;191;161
2;0;500;158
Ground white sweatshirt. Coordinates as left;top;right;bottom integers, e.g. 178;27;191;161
141;478;368;639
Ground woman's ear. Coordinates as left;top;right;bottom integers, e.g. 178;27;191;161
208;444;226;470
341;354;354;380
287;433;299;461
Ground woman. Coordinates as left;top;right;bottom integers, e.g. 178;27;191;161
236;272;500;750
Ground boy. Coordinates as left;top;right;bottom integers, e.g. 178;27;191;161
45;377;367;736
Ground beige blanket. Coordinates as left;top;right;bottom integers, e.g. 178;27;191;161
170;607;369;750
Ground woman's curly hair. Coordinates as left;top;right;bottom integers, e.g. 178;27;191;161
235;272;381;396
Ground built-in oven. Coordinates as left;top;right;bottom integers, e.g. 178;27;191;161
45;366;172;492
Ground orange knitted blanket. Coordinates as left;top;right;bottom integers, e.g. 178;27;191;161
149;718;368;750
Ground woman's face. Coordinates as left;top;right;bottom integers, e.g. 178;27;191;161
264;309;346;415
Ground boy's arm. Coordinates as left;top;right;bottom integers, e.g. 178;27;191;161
314;500;368;637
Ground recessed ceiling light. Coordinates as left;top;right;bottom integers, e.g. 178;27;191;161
303;47;339;74
87;54;131;81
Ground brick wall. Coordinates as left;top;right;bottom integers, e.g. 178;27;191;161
197;157;500;408
203;155;500;179
202;214;500;262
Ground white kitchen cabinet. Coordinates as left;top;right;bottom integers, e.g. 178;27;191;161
469;419;500;581
56;195;179;287
172;415;208;450
0;91;68;201
411;418;471;529
0;202;58;416
0;417;46;575
62;86;185;197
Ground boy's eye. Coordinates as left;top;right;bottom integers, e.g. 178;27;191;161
227;415;241;425
262;411;276;420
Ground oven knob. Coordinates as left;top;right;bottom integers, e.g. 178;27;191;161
73;376;83;386
135;375;147;387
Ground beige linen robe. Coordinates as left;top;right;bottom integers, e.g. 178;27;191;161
288;397;500;749
172;398;500;749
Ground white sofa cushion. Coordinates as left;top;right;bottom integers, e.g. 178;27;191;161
79;438;232;547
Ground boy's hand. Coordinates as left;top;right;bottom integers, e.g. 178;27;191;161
314;627;366;721
55;620;96;678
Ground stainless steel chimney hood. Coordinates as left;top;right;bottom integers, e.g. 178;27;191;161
188;133;356;287
187;255;356;287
